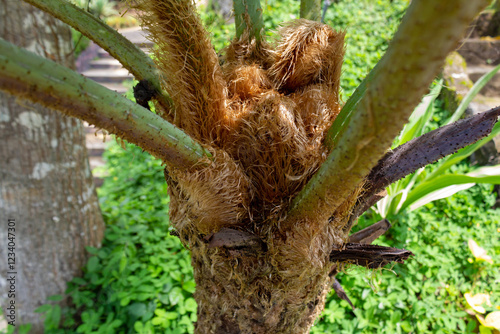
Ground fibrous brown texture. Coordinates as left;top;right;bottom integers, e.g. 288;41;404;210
166;149;252;235
135;0;227;142
136;4;353;331
269;19;345;94
220;21;345;222
138;8;347;228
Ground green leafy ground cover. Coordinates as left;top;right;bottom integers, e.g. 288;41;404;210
315;185;500;333
38;0;500;333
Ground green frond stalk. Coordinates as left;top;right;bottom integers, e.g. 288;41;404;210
23;0;174;114
324;71;371;150
0;38;210;167
288;0;490;222
300;0;321;21
233;0;264;41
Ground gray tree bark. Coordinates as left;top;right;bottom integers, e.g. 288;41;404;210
0;1;105;332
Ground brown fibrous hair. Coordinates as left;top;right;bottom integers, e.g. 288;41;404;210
135;3;352;329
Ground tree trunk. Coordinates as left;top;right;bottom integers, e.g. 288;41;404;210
168;169;353;334
0;2;105;332
189;235;336;334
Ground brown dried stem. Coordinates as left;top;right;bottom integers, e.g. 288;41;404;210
330;243;413;269
348;106;500;225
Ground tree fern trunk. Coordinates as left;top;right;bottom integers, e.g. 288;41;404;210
181;223;339;334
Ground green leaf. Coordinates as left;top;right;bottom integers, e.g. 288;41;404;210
134;321;144;332
408;183;475;212
158;293;171;305
466;320;477;332
170;270;182;282
468;164;500;177
184;298;198;313
47;294;64;302
401;320;412;332
71;277;87;285
119;255;128;273
18;324;32;334
169;287;184;306
182;280;196;293
110;319;123;328
120;296;131;307
479;325;493;334
446;63;500;125
86;256;100;273
151;317;167;326
6;325;15;334
48;305;62;328
179;314;193;326
85;246;99;255
128;303;147;318
325;71;370;149
164;312;179;320
402;167;500;211
34;304;52;313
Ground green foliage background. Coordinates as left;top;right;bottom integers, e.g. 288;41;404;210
35;0;500;333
